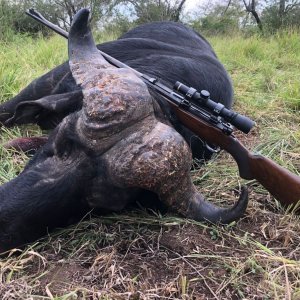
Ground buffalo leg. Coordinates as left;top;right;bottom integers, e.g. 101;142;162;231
3;136;48;154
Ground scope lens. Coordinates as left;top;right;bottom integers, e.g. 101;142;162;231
231;114;255;134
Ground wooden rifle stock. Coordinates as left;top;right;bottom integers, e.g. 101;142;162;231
174;107;300;207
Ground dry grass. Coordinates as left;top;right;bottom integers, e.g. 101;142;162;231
0;30;300;299
0;210;299;299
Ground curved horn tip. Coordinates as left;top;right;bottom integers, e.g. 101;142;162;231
232;185;249;216
188;185;249;225
69;8;90;35
68;8;98;60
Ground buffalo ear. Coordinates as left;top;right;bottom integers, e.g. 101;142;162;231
5;91;82;129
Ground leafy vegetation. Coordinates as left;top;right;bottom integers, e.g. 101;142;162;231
0;28;299;299
1;0;300;39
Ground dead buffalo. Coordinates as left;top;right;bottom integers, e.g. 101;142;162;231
0;9;248;252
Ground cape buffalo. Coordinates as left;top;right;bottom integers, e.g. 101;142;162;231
0;9;248;252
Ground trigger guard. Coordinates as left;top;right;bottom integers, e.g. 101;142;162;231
205;143;221;154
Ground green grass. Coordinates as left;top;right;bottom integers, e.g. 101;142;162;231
0;35;67;102
0;36;66;184
0;30;299;299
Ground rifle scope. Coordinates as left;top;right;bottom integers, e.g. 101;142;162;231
174;81;255;134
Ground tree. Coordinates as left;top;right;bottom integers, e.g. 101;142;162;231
262;0;300;31
0;0;60;37
189;0;245;35
121;0;187;24
50;0;113;29
242;0;263;30
0;0;114;37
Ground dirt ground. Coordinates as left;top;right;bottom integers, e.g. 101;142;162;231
1;196;299;300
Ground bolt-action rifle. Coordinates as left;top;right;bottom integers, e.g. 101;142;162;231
26;9;300;208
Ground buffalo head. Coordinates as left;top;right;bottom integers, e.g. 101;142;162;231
0;9;248;252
